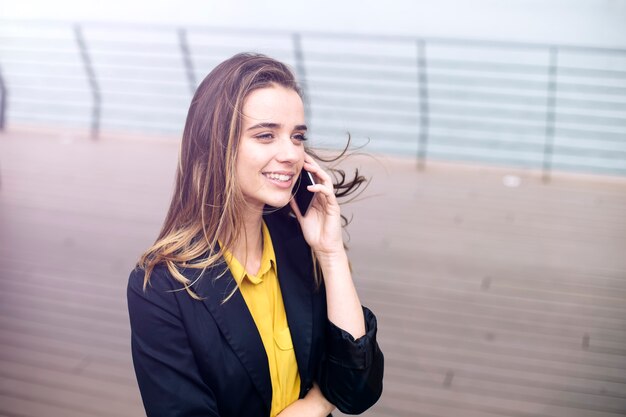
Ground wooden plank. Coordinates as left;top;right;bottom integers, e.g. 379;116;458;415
1;128;625;417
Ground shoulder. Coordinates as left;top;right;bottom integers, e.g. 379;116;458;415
127;263;196;314
128;263;177;294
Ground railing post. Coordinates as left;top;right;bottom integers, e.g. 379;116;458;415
178;28;197;95
416;39;430;171
292;33;311;122
0;65;7;131
74;24;101;139
542;47;558;183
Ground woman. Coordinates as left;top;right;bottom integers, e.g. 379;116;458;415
127;52;383;417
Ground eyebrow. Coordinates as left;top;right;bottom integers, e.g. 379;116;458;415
246;122;308;131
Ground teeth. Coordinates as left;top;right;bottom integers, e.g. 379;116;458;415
264;173;292;182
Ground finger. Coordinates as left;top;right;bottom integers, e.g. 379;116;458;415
307;183;334;199
304;162;333;187
308;186;337;212
303;153;317;165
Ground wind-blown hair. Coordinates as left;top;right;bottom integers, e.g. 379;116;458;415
137;53;365;299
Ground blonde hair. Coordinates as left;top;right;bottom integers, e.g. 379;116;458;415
137;53;367;300
137;53;303;298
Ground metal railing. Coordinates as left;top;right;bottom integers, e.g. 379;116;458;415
0;21;625;179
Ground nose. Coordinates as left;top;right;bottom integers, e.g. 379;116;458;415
276;136;302;164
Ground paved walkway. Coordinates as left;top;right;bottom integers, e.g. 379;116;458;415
1;128;625;417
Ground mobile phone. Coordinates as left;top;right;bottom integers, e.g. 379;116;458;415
293;169;316;215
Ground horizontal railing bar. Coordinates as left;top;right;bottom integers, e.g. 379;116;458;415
429;115;547;132
0;60;84;69
555;98;626;111
97;119;183;130
310;88;545;109
310;113;557;134
430;133;626;155
557;82;626;96
431;104;550;122
427;89;547;105
184;45;294;56
427;151;626;174
553;147;626;160
306;58;556;77
9;115;185;130
9;99;188;116
312;108;419;125
311;90;626;114
0;35;74;44
431;61;626;81
556;127;626;142
430;134;626;160
310;125;416;140
428;74;549;90
8;112;91;123
429;59;551;74
303;51;415;67
309;93;418;106
308;67;557;84
0;46;78;55
429;135;545;151
2;74;189;89
79;76;188;87
4;67;185;79
307;70;417;84
428;150;543;163
311;104;565;127
307;80;418;97
558;66;626;80
7;85;191;102
433;90;626;111
556;113;626;128
426;117;626;142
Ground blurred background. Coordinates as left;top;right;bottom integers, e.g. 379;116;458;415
0;1;625;416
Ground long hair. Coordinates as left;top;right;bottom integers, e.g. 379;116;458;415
137;53;366;299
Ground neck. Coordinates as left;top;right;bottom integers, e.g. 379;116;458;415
229;207;264;273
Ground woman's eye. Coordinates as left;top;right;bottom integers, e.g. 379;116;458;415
293;134;308;142
255;133;274;140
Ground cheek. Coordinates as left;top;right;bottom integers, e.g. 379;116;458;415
235;147;260;175
296;147;306;164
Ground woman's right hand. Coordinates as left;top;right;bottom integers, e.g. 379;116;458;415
277;383;335;417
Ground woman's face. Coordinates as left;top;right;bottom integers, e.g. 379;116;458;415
235;84;307;213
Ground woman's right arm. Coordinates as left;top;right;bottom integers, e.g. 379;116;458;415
127;268;220;417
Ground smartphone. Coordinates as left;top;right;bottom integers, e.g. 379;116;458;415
293;169;316;215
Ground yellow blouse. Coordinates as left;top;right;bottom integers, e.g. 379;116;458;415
222;222;301;417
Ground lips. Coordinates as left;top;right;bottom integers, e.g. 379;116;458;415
262;172;294;182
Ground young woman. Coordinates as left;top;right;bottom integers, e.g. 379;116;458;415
127;53;383;417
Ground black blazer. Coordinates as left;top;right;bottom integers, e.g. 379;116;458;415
127;210;384;417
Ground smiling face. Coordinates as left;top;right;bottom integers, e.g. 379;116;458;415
235;84;307;213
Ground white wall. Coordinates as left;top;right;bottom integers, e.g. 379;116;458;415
1;0;625;48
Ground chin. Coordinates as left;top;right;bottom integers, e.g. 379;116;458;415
263;194;293;210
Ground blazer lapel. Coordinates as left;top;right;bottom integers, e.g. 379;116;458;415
191;263;272;412
265;214;314;391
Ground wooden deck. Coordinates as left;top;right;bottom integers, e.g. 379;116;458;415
1;128;625;417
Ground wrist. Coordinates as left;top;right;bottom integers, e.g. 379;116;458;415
302;384;335;416
314;247;348;268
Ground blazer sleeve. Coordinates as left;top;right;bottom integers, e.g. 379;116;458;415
127;267;220;417
317;305;384;415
